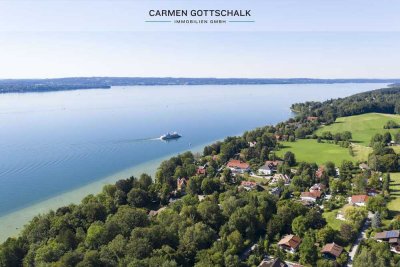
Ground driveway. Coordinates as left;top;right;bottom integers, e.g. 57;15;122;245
347;212;373;266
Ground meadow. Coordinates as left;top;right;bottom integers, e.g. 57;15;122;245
315;113;400;145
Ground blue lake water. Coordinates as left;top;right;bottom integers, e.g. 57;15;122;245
0;83;387;232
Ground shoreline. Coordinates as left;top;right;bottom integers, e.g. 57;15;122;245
0;142;210;242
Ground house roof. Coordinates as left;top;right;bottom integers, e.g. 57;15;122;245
259;258;288;267
227;159;250;169
351;195;369;203
310;183;326;191
375;230;400;240
301;191;322;199
241;181;257;187
196;166;206;175
307;116;318;121
389;238;400;244
321;243;343;258
359;163;370;170
278;235;302;249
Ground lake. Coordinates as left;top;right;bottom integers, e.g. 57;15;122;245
0;83;388;240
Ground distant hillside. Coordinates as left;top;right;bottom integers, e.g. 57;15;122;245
291;86;400;123
0;77;400;93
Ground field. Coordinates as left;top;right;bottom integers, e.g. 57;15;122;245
322;209;344;231
276;139;354;165
315;113;400;146
387;172;400;216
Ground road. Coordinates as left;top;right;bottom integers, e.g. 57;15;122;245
347;212;373;266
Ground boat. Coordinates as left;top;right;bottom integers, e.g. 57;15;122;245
160;132;182;140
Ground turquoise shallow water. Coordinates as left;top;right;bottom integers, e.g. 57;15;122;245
0;83;388;241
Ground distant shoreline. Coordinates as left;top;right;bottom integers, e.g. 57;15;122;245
0;77;399;94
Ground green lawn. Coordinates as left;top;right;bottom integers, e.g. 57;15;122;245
276;139;354;165
322;209;344;231
315;113;400;146
387;173;400;216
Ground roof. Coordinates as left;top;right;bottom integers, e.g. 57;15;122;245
389;238;400;244
307;116;318;121
321;243;343;258
310;183;326;191
359;163;370;170
301;191;322;199
259;258;288;267
227;159;250;169
196;166;206;175
375;230;400;240
241;181;257;187
351;195;369;203
278;235;302;249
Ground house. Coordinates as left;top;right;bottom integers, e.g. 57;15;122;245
375;230;400;242
258;160;283;175
259;258;288;267
249;141;257;147
307;116;318;121
271;173;291;185
375;230;400;252
300;191;322;202
359;163;370;171
270;187;282;197
367;188;379;196
309;183;326;193
350;195;369;206
226;159;250;174
148;207;166;217
177;177;187;191
278;235;302;253
321;243;344;259
196;166;207;175
258;164;274;176
240;181;258;191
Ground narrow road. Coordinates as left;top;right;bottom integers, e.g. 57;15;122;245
347;212;373;266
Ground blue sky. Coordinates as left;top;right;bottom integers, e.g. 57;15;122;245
0;1;399;78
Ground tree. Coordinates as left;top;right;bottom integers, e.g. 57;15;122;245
283;151;296;167
197;201;224;229
339;223;355;244
127;188;149;208
201;178;220;194
371;212;382;229
292;216;308;237
299;231;317;265
325;161;336;177
85;221;107;249
316;226;336;244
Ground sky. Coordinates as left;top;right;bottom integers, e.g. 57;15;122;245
0;0;399;79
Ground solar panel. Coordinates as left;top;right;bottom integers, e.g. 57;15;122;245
386;231;399;238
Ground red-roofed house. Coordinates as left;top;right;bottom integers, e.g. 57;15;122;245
278;235;302;253
321;243;344;259
350;195;369;206
307;116;318;122
227;159;250;174
240;181;258;191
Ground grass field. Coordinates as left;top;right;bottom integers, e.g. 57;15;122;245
387;172;400;217
276;139;354;165
322;209;344;231
315;113;400;146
